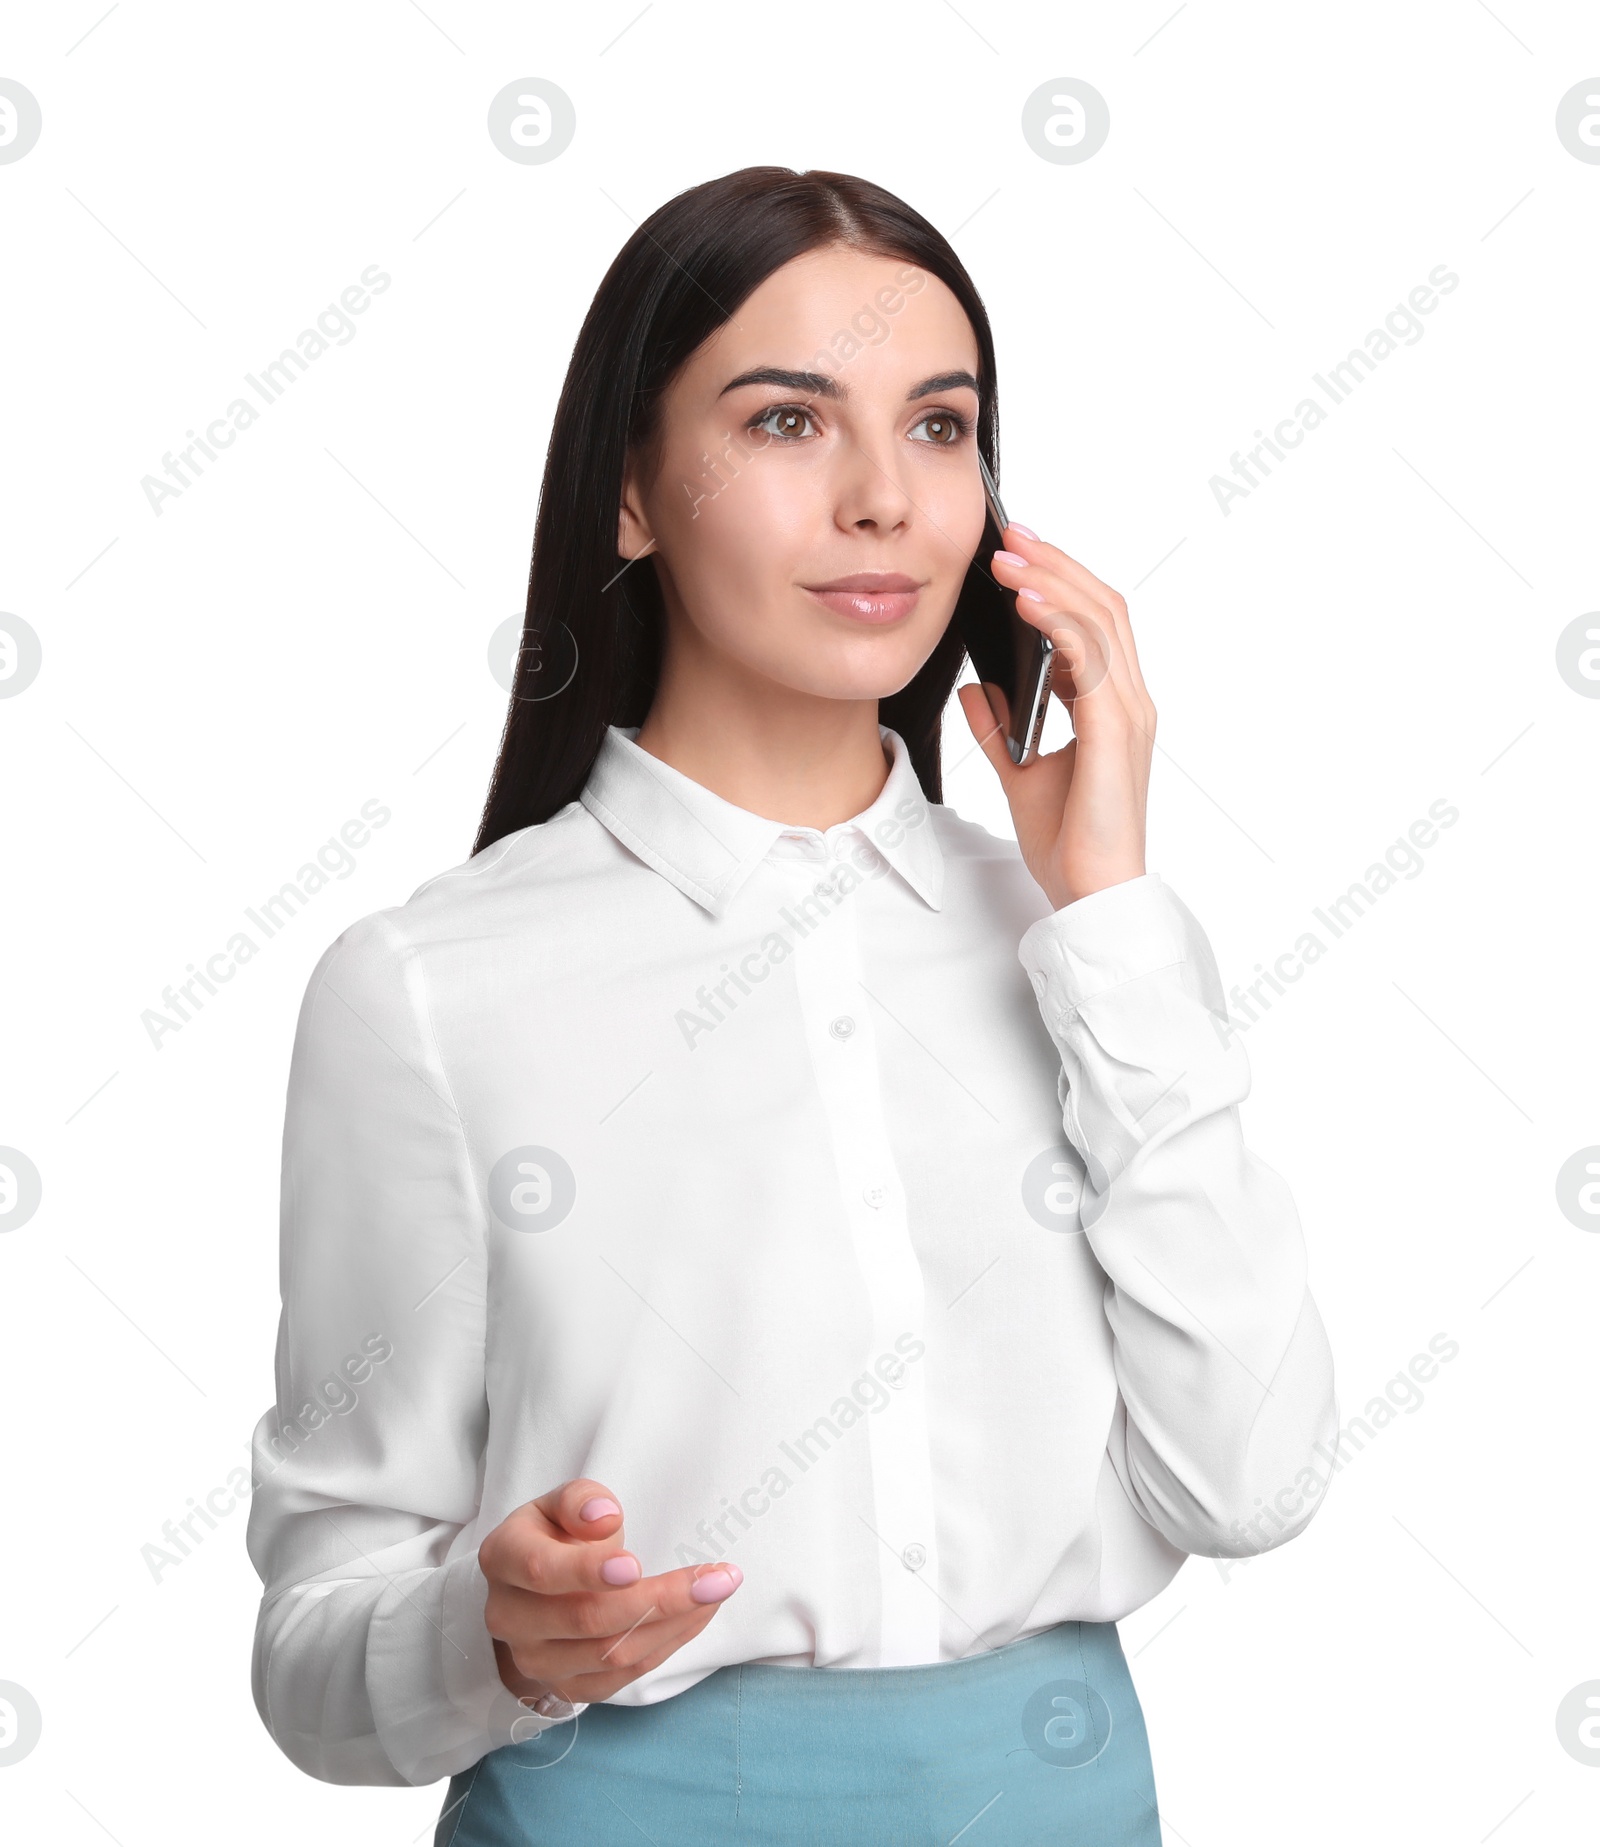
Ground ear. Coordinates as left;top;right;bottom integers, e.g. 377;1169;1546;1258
617;449;656;563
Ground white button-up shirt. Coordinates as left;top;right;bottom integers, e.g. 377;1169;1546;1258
247;720;1339;1786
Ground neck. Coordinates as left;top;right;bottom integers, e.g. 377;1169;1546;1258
632;643;892;831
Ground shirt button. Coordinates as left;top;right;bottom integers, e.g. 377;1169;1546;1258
862;1183;887;1209
829;1015;856;1040
901;1543;926;1572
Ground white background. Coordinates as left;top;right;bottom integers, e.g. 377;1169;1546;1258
2;1;1597;1841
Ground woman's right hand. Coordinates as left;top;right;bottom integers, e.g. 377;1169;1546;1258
480;1477;743;1710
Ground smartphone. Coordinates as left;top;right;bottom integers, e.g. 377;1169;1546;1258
953;450;1054;766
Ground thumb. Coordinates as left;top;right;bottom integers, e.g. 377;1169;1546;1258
958;680;1018;789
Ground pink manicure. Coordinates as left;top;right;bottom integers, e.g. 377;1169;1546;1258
1008;522;1040;540
601;1553;641;1586
580;1496;621;1521
690;1564;742;1603
992;550;1028;568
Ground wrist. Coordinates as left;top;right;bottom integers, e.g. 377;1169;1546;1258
1043;864;1147;910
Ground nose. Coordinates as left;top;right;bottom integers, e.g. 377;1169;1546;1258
830;439;917;533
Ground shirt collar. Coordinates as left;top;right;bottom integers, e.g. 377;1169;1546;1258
579;721;944;917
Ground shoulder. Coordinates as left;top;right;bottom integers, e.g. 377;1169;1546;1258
404;798;598;922
297;799;598;1018
926;799;1029;870
922;798;1059;938
923;805;1034;897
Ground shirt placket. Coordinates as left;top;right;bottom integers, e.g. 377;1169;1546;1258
783;829;942;1665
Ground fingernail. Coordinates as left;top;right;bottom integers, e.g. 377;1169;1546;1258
1019;587;1045;602
992;550;1028;568
580;1497;621;1522
1008;522;1040;540
600;1552;641;1586
690;1565;740;1603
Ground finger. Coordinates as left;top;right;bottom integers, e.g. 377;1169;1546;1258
494;1560;742;1684
535;1478;627;1542
989;551;1147;738
527;1584;730;1684
554;1604;727;1701
996;536;1141;702
1000;525;1155;721
482;1492;641;1599
1002;523;1141;675
539;1559;743;1643
990;544;1113;673
491;1555;742;1656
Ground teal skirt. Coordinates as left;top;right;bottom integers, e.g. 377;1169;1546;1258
435;1620;1160;1846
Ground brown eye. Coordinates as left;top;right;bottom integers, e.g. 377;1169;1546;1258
912;412;970;446
753;405;817;441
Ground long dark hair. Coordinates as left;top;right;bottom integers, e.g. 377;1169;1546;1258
472;165;1000;856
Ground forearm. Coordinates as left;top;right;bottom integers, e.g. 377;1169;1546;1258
1019;873;1341;1556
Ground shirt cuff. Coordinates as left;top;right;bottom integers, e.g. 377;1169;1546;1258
368;1550;588;1785
1017;873;1192;1022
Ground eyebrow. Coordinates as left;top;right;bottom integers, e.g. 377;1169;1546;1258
717;366;981;404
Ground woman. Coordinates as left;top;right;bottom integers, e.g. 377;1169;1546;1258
246;166;1339;1844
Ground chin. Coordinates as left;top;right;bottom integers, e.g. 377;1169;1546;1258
781;661;935;706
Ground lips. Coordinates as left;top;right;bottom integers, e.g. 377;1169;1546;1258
803;573;924;625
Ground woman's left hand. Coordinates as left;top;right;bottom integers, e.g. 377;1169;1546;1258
957;522;1156;911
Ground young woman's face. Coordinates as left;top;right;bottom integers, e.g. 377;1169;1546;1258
620;245;987;705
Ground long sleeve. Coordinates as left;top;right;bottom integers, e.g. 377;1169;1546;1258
245;912;549;1786
1017;872;1340;1560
